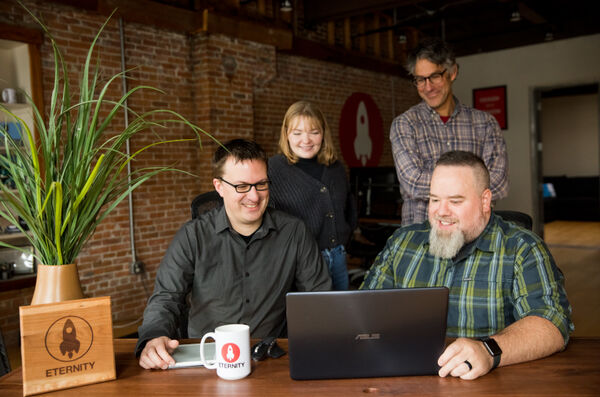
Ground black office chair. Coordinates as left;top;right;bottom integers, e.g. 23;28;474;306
495;210;533;230
346;223;398;288
190;190;223;219
0;327;10;376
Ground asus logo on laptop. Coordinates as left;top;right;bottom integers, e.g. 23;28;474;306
355;333;381;341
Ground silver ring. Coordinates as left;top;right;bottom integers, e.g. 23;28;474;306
464;360;473;370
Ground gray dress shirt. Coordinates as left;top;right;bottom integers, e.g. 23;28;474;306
136;206;331;355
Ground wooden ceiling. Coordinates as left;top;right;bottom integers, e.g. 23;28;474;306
45;0;600;74
127;0;600;56
302;0;600;56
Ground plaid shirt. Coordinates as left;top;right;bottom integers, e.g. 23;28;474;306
360;213;573;343
390;98;509;225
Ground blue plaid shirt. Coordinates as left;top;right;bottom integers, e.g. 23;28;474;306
390;98;509;225
360;213;573;343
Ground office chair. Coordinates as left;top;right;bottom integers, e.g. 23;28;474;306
190;190;223;219
346;223;398;287
495;210;533;230
0;327;10;376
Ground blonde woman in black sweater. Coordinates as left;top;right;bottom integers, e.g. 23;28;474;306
268;101;357;290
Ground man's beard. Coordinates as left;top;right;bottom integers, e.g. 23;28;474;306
428;222;465;259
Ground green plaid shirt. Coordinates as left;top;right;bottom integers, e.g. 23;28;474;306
360;213;573;343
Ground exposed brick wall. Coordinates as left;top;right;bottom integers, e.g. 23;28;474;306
0;0;419;347
0;0;204;346
253;53;418;165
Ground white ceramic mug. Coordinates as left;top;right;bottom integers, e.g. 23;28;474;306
200;324;251;380
2;88;17;104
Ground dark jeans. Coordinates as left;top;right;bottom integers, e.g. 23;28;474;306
321;245;349;290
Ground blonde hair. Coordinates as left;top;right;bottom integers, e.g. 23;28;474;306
278;101;337;165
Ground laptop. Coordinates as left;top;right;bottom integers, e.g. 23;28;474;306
286;287;449;380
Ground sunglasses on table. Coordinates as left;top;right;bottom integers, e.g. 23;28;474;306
251;336;285;361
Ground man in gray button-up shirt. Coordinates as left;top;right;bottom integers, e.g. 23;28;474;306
137;139;332;369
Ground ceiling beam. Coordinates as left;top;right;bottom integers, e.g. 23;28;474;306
517;2;547;24
198;9;292;50
45;0;292;49
303;0;413;24
0;22;44;45
281;37;408;78
100;0;200;32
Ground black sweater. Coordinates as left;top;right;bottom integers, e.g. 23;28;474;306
268;154;357;250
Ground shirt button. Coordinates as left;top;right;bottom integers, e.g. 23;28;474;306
327;212;334;218
330;238;336;244
246;299;250;303
320;187;327;193
245;272;250;277
447;141;450;146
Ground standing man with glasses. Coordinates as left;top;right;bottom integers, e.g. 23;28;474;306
137;139;331;369
391;38;509;226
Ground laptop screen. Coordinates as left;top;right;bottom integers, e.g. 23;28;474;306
286;288;449;380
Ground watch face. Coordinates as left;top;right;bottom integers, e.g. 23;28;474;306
483;338;502;356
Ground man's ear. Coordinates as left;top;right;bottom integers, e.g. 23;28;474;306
213;178;224;197
449;64;459;82
481;188;492;212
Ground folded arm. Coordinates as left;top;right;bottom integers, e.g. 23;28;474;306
482;119;509;200
390;117;432;201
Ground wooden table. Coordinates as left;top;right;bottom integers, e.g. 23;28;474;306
1;338;599;396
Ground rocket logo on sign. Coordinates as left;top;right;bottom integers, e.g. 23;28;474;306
222;343;241;363
339;93;383;167
354;102;372;166
45;316;93;362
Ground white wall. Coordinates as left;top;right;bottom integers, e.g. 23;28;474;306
0;40;31;98
453;34;600;224
542;94;599;177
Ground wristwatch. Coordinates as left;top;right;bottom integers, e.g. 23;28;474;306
481;337;502;369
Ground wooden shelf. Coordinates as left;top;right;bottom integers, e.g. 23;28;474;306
0;102;30;111
0;272;36;290
0;231;30;244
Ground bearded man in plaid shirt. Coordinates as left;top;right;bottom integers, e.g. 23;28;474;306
361;151;572;380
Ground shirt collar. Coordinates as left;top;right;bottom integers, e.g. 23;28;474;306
455;214;496;261
215;206;231;233
214;205;277;240
421;95;462;119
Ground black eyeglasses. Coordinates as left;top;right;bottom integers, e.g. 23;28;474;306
218;177;270;193
412;69;447;87
251;337;285;361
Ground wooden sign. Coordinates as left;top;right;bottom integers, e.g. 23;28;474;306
19;296;116;396
338;92;384;167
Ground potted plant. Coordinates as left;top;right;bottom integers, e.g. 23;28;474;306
0;5;215;304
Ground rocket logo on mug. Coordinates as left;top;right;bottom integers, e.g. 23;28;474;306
222;343;241;363
200;323;251;380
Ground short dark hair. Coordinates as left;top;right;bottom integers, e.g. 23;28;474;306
435;151;490;191
212;139;268;178
405;38;457;75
